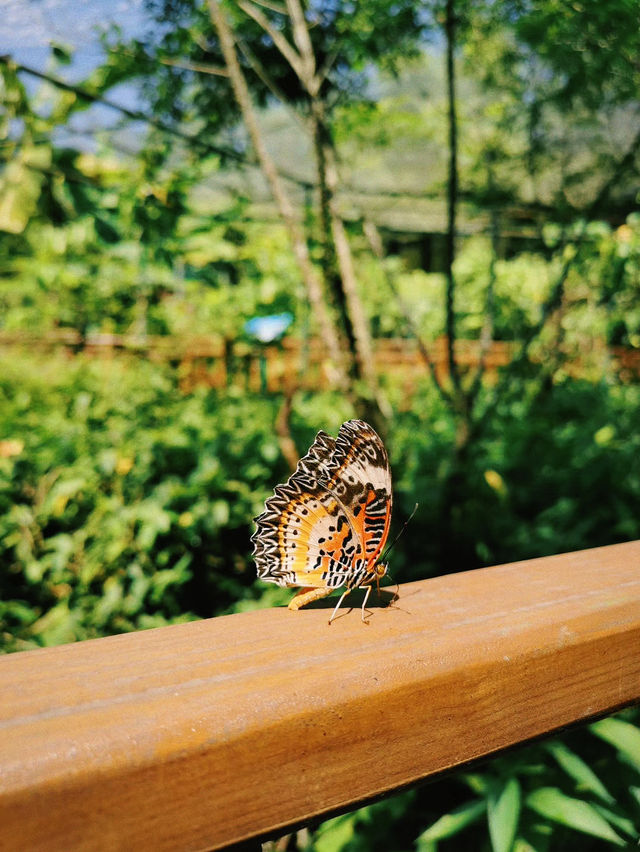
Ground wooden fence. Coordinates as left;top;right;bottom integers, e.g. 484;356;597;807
0;541;639;851
2;331;639;395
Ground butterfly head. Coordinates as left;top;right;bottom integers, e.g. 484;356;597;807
373;560;388;593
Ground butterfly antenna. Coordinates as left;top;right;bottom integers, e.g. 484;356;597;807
380;502;419;563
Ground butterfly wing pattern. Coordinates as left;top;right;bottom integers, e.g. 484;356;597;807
252;420;392;623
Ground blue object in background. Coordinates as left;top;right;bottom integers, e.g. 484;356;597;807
245;313;293;344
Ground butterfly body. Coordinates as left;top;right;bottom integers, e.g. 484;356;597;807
252;420;392;622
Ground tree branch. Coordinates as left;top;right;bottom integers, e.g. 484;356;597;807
286;0;318;94
155;56;229;76
235;33;302;125
249;0;287;13
237;0;305;80
0;55;243;165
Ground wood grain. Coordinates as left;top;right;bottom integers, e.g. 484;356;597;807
0;541;639;851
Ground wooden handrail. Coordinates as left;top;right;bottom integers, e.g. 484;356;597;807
1;541;639;851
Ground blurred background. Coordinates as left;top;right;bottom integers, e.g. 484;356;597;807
1;0;639;848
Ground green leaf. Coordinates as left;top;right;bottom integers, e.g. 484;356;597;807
148;556;193;605
0;146;51;234
488;778;521;852
526;787;625;846
590;718;640;774
512;840;543;852
30;602;79;647
592;804;639;841
51;43;73;65
313;813;357;852
461;772;491;795
93;575;124;625
544;741;614;803
211;499;230;527
94;214;121;244
418;799;486;841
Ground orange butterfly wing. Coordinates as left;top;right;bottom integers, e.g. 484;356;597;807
253;420;392;592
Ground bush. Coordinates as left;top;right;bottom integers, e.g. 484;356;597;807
0;352;292;649
3;349;640;651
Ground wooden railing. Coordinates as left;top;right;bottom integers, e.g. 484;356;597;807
3;331;640;395
1;541;639;851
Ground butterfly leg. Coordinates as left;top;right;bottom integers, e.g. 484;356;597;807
328;587;352;625
288;586;333;611
328;584;375;625
360;584;373;623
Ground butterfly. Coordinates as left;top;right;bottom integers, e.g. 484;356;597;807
252;419;393;624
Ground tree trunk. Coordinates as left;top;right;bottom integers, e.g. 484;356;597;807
208;0;350;392
445;0;460;392
310;96;392;428
310;98;352;357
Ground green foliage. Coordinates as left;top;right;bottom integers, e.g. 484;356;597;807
0;352;293;650
476;378;640;562
416;799;486;847
109;0;425;138
510;0;640;109
461;0;640;217
590;718;640;774
525;788;626;847
386;371;640;580
487;778;521;852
